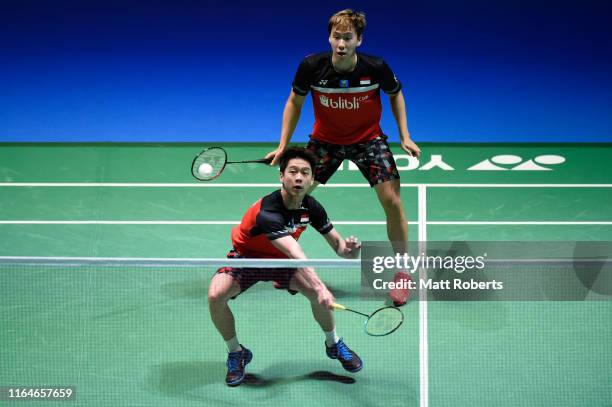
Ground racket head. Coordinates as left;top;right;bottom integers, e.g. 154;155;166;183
364;306;404;336
191;147;228;181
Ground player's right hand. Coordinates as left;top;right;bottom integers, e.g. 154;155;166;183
265;147;286;166
317;288;336;309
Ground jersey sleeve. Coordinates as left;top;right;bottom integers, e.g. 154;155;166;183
291;58;314;96
379;60;402;95
256;210;289;241
309;198;334;235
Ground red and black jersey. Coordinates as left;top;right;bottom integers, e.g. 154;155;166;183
292;52;402;145
231;190;333;258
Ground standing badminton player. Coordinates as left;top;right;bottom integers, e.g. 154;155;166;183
266;9;421;306
208;147;363;386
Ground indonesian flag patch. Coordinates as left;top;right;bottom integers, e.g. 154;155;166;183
359;77;371;85
300;214;309;223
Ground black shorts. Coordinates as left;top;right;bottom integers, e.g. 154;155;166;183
306;135;401;187
215;250;298;298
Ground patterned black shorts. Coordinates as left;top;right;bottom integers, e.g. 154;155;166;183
215;250;298;298
306;135;400;187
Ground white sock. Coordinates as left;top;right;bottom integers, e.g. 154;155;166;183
324;329;340;347
225;336;242;353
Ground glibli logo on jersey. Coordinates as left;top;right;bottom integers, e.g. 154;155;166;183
319;94;366;110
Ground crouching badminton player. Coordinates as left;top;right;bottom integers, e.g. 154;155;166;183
208;147;363;386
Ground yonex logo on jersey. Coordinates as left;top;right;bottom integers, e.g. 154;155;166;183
319;95;363;110
318;80;328;85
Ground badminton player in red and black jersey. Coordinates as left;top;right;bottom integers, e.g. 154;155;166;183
266;9;420;307
208;147;363;386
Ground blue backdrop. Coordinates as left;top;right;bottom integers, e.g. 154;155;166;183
1;0;611;142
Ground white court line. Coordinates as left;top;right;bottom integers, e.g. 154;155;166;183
415;183;612;188
1;182;612;188
0;220;419;225
0;183;278;187
428;221;612;225
0;221;239;225
418;185;428;407
0;220;608;225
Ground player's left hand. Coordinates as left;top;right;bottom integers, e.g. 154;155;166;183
401;138;421;158
341;236;361;259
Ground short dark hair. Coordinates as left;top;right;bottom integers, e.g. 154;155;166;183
328;9;366;38
279;147;318;173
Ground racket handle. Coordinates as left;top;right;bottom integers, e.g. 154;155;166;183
331;302;346;311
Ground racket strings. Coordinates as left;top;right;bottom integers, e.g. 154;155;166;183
192;148;227;180
365;307;404;336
